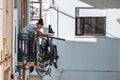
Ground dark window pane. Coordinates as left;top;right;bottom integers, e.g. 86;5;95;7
84;17;92;35
80;17;84;34
75;17;106;36
95;17;106;35
76;17;84;35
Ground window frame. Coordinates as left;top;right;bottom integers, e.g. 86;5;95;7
75;7;106;37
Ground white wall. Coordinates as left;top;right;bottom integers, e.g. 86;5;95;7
0;3;3;80
0;2;3;50
44;0;120;80
50;0;120;41
106;9;120;38
0;66;3;80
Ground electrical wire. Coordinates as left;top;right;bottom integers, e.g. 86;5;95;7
54;1;75;19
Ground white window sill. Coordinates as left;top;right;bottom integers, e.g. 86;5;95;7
75;36;108;38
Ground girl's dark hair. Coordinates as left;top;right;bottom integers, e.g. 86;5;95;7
37;19;44;25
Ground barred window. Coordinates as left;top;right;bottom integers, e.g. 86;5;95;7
75;8;106;36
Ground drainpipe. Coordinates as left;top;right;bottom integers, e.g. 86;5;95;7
27;0;30;24
39;0;42;18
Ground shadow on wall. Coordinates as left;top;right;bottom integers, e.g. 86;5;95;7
79;0;120;8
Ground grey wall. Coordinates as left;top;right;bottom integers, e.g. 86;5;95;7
59;71;120;80
49;38;120;80
57;38;120;71
79;0;120;8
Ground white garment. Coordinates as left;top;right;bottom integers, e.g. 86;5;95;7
21;24;37;34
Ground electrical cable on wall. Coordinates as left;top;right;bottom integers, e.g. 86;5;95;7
52;1;75;19
48;0;75;37
57;7;59;37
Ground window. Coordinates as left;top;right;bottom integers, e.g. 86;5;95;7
75;8;106;36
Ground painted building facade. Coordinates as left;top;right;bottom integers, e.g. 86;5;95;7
44;0;120;80
0;0;14;80
0;0;28;80
1;0;120;80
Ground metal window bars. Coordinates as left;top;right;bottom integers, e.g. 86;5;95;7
18;33;37;63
